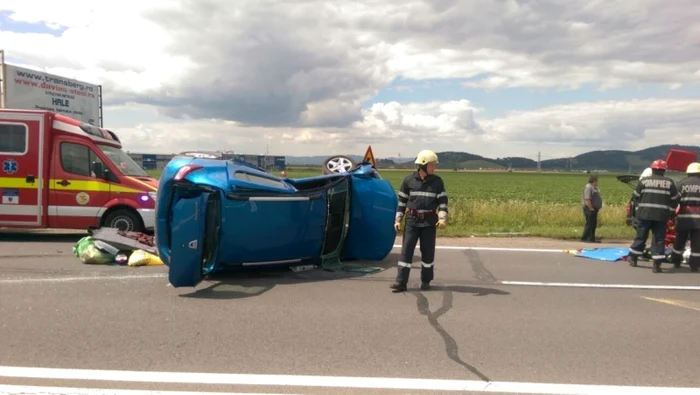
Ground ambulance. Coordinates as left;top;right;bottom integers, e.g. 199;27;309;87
0;109;158;233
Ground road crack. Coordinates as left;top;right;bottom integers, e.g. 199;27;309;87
415;290;491;382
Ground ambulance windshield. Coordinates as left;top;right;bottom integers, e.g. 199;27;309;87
97;144;149;177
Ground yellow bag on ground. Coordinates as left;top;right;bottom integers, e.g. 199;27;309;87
127;249;164;266
79;243;114;265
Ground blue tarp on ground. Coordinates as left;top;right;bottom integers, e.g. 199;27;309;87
574;247;630;261
574;247;674;262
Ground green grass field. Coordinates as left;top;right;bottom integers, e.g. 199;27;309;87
146;167;641;240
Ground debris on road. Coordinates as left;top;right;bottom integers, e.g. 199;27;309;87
72;228;163;267
89;227;157;254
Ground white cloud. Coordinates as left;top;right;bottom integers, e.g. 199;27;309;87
481;99;700;155
0;0;195;101
1;0;700;160
108;98;700;162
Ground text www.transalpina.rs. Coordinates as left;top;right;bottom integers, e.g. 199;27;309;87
13;70;97;98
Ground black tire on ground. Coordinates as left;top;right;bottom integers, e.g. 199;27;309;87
103;209;144;233
322;155;356;175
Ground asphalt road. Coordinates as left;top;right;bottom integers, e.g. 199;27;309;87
1;231;700;395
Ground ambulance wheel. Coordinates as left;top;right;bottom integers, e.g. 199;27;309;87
103;209;144;233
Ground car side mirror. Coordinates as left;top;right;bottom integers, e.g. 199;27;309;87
92;162;105;179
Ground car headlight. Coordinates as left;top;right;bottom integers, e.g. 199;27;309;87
149;191;158;201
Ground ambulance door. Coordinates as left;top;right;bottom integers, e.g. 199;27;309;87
48;138;110;229
0;114;44;227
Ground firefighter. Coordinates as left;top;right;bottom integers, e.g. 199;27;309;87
670;162;700;272
390;150;448;292
628;159;680;273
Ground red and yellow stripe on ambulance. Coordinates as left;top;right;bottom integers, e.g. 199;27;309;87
48;178;156;219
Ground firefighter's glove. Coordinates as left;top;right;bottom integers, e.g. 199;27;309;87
437;219;447;229
394;221;401;232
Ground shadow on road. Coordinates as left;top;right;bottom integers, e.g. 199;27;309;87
178;252;401;300
632;260;698;274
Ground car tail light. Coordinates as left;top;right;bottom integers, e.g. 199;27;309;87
173;165;203;181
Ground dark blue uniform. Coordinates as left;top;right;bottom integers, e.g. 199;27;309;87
391;171;448;291
670;174;700;271
628;172;679;272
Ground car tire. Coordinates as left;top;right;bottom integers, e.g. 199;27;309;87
103;209;144;233
323;155;356;175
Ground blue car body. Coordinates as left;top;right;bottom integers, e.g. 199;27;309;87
155;157;399;287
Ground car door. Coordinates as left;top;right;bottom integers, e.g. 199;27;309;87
216;171;329;266
166;187;219;288
0;113;44;227
49;138;110;229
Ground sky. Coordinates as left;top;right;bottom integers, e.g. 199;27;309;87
1;0;700;161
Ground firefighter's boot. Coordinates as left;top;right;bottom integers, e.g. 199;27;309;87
628;255;638;267
652;260;662;273
390;266;410;293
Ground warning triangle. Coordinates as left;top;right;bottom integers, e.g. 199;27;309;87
362;145;376;166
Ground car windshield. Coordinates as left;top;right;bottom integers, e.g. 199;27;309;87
97;144;149;177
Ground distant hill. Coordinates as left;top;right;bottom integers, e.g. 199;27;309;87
284;144;700;173
539;145;700;172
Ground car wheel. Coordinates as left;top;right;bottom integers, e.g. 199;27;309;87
103;209;144;233
323;155;356;174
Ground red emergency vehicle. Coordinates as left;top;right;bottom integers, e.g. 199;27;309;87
0;109;158;233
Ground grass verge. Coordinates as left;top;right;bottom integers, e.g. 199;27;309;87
430;199;633;240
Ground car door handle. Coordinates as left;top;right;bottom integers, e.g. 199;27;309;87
57;179;71;187
25;175;35;183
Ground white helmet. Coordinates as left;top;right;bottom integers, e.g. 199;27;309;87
639;167;652;180
687;162;700;174
415;150;438;165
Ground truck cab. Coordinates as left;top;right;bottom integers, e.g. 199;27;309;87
0;109;158;233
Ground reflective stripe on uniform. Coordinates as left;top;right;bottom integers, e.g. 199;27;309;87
637;203;673;210
410;191;437;197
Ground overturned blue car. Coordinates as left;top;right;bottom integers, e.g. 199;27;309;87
154;153;398;288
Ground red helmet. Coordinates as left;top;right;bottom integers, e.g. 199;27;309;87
650;159;667;170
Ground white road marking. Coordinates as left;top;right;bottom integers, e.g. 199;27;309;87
0;385;292;395
0;366;699;395
393;244;564;252
501;281;700;291
0;273;167;284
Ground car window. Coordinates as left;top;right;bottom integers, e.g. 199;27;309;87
0;123;28;154
60;142;105;178
234;172;287;189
